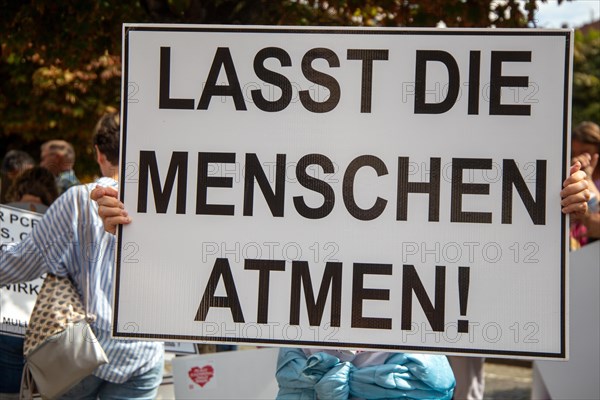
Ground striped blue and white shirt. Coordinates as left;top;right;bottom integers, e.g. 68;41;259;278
0;177;163;383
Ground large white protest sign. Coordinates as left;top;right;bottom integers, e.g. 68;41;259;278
116;25;572;359
0;205;44;336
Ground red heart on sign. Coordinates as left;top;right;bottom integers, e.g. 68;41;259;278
188;365;214;388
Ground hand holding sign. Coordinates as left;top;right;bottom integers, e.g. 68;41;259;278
560;161;590;216
91;186;129;235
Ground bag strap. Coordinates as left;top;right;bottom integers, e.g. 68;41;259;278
19;362;37;400
82;186;98;323
84;265;92;322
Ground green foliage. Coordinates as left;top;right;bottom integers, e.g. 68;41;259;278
572;28;600;125
0;1;148;180
138;0;542;28
0;0;578;181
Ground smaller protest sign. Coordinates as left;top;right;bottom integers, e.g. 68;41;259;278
172;348;279;399
0;205;44;336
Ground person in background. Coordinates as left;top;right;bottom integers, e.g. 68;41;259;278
40;139;80;194
0;167;58;398
1;113;164;399
0;150;35;204
5;166;58;213
570;121;600;247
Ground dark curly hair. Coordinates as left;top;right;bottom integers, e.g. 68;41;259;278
6;166;59;206
93;112;120;165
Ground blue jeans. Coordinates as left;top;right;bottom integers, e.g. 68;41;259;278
0;334;25;393
59;354;164;400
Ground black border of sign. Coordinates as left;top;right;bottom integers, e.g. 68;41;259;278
116;25;571;359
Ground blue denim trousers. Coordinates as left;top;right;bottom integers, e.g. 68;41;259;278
59;354;164;400
0;334;25;393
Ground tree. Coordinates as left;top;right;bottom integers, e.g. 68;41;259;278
139;0;547;28
0;0;567;180
0;1;148;177
572;27;600;125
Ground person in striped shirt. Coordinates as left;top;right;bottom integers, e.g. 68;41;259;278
1;112;164;399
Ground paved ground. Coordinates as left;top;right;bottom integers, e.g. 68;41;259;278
484;360;532;400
